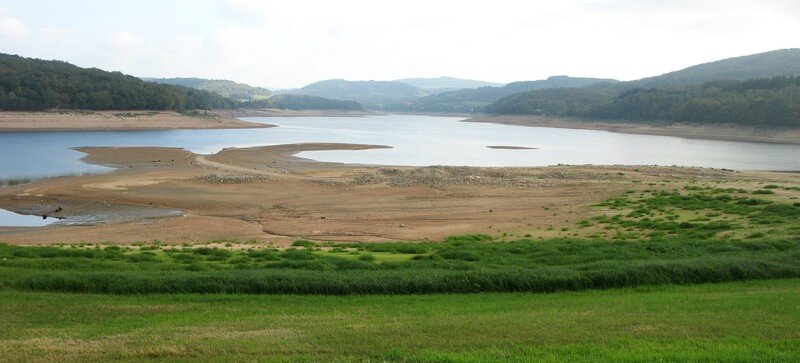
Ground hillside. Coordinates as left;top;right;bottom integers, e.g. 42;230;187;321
389;76;618;113
144;77;272;101
485;49;800;128
488;76;800;127
0;53;237;111
281;79;424;109
395;76;503;94
260;94;362;111
631;48;800;89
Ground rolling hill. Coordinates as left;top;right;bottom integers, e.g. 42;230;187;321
630;48;800;89
263;94;362;111
0;53;236;111
395;76;503;94
144;77;272;101
389;76;619;113
277;79;424;109
486;49;800;127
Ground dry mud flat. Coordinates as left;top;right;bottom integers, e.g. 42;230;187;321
1;143;797;246
0;110;271;131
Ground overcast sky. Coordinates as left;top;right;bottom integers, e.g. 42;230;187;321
1;0;798;88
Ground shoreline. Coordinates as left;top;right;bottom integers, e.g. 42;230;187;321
465;115;800;145
0;110;271;132
217;108;383;118
2;143;798;245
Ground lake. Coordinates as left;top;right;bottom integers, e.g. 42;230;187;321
1;115;799;182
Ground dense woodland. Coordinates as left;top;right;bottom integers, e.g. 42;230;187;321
0;54;238;111
488;76;800;127
0;54;362;111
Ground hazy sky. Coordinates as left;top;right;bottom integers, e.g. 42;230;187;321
1;0;798;88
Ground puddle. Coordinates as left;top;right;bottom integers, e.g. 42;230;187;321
0;208;61;227
0;206;182;227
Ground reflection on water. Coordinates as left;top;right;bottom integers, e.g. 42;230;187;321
1;115;799;182
0;208;57;227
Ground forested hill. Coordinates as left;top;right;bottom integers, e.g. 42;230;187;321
487;76;800;127
388;76;618;113
281;79;424;109
631;49;800;89
485;49;800;127
258;94;362;111
0;53;239;111
144;77;272;101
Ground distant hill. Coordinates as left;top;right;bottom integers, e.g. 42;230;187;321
279;79;424;109
395;76;503;94
144;77;272;101
486;50;800;127
485;87;618;116
0;53;236;111
263;94;362;111
389;76;619;113
631;48;800;89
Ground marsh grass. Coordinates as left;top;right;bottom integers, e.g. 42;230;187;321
2;234;799;294
3;189;799;295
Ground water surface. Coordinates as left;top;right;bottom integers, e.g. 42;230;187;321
0;208;55;227
1;115;799;182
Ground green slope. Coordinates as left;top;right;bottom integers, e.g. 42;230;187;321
0;53;237;111
632;48;800;89
144;77;272;100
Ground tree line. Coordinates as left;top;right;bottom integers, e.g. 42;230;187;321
0;54;362;112
487;76;800;127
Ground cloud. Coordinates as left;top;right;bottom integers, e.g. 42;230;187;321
1;0;798;88
0;16;28;37
110;31;143;49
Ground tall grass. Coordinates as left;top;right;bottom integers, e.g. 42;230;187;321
2;236;799;294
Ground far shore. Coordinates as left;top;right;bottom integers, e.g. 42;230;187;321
466;115;800;145
0;110;272;131
217;108;383;118
0;109;379;132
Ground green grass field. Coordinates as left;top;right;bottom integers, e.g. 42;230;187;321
1;279;799;361
2;187;799;360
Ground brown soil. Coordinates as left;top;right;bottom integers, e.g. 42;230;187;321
467;115;800;145
0;110;270;131
1;143;797;246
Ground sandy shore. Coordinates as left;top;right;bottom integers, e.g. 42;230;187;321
0;110;271;131
2;142;798;246
466;115;800;145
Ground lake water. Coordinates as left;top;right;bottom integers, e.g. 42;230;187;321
0;208;57;227
1;115;799;183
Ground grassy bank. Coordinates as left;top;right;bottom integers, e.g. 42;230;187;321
2;234;799;294
2;187;799;295
1;279;799;361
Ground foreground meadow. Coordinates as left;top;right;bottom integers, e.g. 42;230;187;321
1;280;799;361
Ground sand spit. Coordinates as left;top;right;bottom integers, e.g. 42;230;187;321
0;110;271;131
